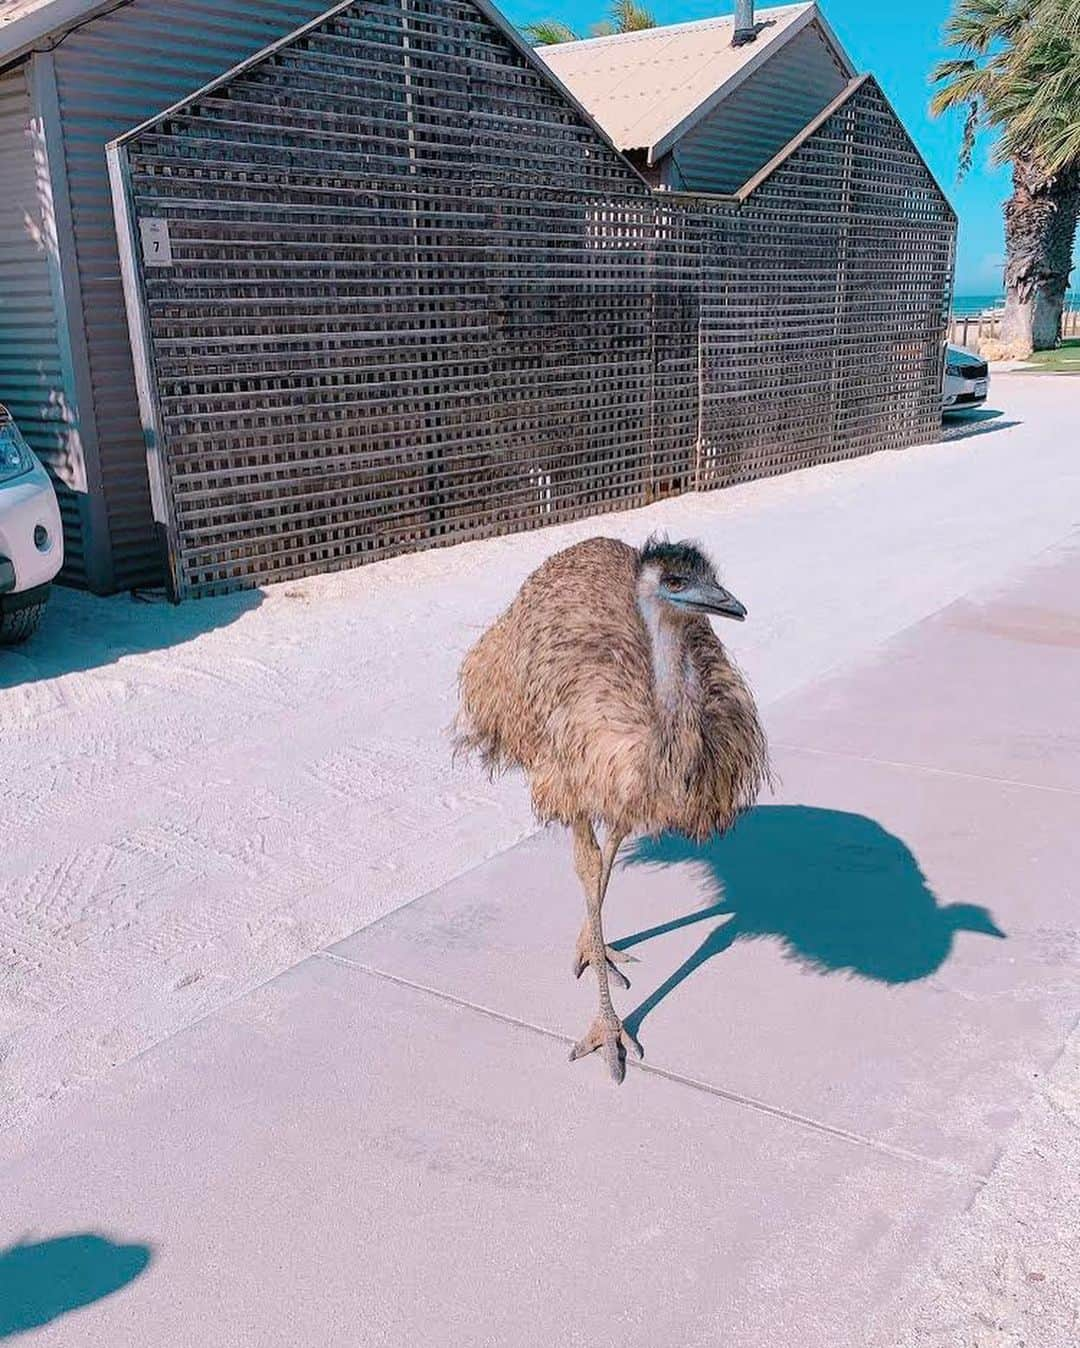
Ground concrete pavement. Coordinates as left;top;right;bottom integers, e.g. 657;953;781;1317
3;502;1078;1343
3;374;1080;1144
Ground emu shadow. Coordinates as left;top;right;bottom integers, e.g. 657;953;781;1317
0;1233;151;1337
613;805;1005;1037
0;585;261;688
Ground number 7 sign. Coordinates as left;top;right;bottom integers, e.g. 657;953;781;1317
139;217;174;267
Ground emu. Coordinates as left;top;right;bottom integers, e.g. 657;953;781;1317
456;536;769;1082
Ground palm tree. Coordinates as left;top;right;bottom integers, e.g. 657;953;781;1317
523;18;581;43
997;0;1080;175
523;0;657;46
932;0;1080;353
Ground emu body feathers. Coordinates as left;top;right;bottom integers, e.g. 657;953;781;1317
457;536;769;839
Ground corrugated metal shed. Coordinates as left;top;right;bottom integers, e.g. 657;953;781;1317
47;0;341;588
0;60;94;583
535;2;852;163
0;0;345;590
0;65;63;481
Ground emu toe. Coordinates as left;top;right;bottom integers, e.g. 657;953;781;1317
572;930;637;990
568;1014;644;1083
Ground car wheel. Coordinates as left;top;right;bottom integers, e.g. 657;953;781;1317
0;594;48;645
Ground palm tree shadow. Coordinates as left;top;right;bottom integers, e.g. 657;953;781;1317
612;805;1005;1039
0;1232;152;1337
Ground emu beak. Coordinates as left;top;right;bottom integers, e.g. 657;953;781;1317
684;584;748;621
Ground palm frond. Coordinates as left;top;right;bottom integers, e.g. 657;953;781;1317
931;56;980;81
929;64;993;115
931;0;1080;176
610;0;657;32
996;0;1080;171
942;0;1031;53
997;71;1080;169
521;18;580;44
1037;120;1080;175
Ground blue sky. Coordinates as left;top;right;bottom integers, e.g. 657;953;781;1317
504;0;1065;295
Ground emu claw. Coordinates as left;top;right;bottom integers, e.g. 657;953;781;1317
569;1015;644;1084
572;938;638;991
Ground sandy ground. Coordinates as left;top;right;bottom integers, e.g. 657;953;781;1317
1;375;1077;1149
891;1029;1080;1348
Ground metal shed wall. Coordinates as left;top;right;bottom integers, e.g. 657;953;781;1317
46;0;344;588
668;21;848;194
111;0;954;600
0;60;90;583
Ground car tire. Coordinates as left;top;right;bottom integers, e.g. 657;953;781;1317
0;593;48;645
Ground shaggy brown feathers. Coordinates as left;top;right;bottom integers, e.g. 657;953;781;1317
456;537;769;839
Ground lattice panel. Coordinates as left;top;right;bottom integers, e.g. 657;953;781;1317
698;82;953;488
116;0;953;598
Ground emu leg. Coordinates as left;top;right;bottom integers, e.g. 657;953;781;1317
571;828;637;990
568;820;643;1084
573;929;636;988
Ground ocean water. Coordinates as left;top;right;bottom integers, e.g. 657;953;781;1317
953;294;1003;316
953;292;1080;316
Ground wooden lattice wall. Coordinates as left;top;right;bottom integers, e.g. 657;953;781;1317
110;0;954;599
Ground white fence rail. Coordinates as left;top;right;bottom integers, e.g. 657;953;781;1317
949;305;1080;352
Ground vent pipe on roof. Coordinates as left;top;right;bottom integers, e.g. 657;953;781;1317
732;0;756;45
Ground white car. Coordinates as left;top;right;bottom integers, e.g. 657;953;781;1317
943;343;989;411
0;404;63;644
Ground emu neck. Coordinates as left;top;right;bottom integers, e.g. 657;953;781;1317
636;588;693;716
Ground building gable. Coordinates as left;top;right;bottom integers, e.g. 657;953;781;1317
535;3;856;164
737;74;954;220
108;0;664;595
667;19;850;194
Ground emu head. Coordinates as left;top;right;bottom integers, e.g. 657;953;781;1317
943;902;1006;940
638;537;747;622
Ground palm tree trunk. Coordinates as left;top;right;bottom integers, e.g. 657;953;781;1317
1000;154;1080;354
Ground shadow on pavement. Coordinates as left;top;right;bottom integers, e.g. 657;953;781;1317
940;408;1022;441
614;805;1005;1037
0;1233;152;1337
0;586;262;689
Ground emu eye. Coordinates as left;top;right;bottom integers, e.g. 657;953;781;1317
665;576;687;592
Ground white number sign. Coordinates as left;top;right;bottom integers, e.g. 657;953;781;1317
139;217;174;267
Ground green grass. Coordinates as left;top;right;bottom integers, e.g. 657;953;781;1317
1020;338;1080;373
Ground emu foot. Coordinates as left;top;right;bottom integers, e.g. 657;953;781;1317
568;1014;643;1084
572;929;637;991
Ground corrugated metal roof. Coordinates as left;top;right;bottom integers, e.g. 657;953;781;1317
535;2;853;162
0;0;55;22
1;0;129;69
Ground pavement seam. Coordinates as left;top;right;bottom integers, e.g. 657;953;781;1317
317;950;989;1188
772;741;1080;797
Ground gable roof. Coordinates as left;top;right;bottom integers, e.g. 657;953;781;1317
0;0;129;69
0;0;56;23
2;0;638;196
535;2;855;163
